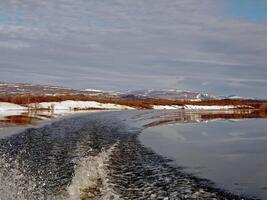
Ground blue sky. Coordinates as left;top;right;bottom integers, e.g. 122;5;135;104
226;0;267;21
0;0;267;98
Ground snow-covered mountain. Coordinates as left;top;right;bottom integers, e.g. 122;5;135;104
0;82;221;101
0;82;120;98
226;95;246;100
83;88;121;97
121;89;220;101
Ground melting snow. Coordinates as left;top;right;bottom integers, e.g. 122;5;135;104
0;103;27;111
184;105;235;110
153;104;236;110
153;105;183;110
0;101;239;112
84;89;104;92
29;100;135;110
0;103;27;120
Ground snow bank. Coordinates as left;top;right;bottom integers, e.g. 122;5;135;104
153;105;183;110
183;105;235;110
29;100;135;110
84;89;103;92
0;101;242;112
0;102;27;111
0;102;27;120
153;104;236;110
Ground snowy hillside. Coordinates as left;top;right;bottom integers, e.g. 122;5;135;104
122;89;220;101
0;82;119;98
0;82;228;101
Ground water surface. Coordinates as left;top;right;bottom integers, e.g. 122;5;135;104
140;118;267;199
0;110;265;199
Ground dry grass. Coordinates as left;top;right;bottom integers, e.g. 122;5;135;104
0;95;152;109
0;94;266;110
201;112;261;120
144;110;267;128
0;115;38;125
141;98;266;108
258;103;267;118
260;103;267;112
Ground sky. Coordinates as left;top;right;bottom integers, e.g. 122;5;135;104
0;0;267;98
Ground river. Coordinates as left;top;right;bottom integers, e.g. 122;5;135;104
0;110;266;199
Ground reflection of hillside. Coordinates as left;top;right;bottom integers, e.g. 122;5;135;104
144;110;264;127
0;110;55;126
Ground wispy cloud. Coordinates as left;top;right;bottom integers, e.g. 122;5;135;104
0;0;266;98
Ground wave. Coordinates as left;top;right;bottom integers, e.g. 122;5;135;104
57;143;121;200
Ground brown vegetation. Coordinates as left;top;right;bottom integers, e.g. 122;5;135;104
148;98;266;108
258;103;267;118
0;115;39;125
200;111;263;120
0;95;152;109
0;94;266;110
259;103;267;112
144;110;267;128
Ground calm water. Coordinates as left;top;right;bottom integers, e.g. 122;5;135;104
140;118;267;199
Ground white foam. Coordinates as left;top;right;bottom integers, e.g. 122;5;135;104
61;144;121;200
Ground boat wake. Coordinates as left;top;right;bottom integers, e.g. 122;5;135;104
62;143;120;200
0;111;251;200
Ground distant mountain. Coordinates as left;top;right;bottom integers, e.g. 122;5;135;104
0;82;221;101
83;88;121;97
121;89;220;101
226;95;246;100
0;82;78;97
0;82;119;98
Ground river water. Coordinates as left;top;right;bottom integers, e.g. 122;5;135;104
140;118;267;199
0;110;266;199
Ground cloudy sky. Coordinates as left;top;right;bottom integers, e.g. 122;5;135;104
0;0;267;98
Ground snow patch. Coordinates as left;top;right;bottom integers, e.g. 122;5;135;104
153;104;236;110
29;100;135;110
153;105;183;110
184;105;235;110
84;88;104;92
0;102;27;111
